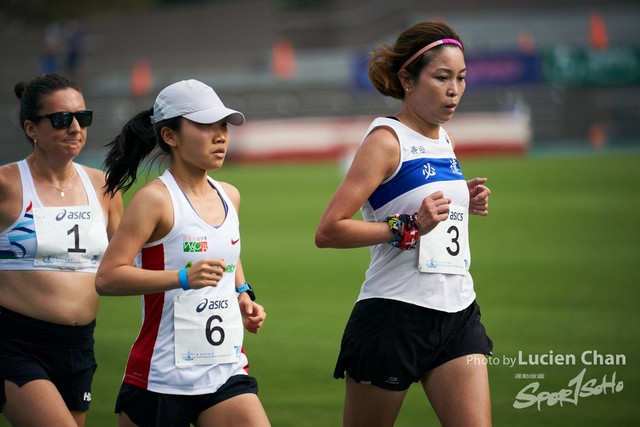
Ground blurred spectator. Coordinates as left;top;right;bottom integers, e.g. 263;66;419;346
63;20;86;82
40;22;62;75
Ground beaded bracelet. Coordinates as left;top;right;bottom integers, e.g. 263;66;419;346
386;212;420;250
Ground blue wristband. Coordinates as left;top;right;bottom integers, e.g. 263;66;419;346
178;268;190;290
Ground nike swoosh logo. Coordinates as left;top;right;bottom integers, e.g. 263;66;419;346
231;238;240;245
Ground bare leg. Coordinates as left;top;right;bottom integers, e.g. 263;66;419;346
421;355;492;427
70;410;87;427
2;379;81;427
195;393;270;427
343;375;408;427
117;411;138;427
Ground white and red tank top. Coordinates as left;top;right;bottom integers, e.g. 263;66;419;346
122;169;248;395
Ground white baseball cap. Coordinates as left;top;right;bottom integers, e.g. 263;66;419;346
151;79;245;126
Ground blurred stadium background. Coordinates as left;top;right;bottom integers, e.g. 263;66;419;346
1;0;639;164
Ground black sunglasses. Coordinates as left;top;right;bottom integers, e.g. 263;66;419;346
34;110;93;129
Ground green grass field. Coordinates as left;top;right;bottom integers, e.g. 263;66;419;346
3;152;639;426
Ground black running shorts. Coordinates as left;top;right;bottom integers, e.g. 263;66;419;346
334;298;493;391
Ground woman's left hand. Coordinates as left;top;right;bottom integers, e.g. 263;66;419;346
238;295;267;334
467;178;491;216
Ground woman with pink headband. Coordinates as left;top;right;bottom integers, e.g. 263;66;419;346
316;22;493;427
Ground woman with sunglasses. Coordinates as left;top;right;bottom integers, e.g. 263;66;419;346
316;22;493;427
95;79;270;427
0;74;123;427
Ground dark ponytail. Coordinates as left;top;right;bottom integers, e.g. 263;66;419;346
103;108;181;195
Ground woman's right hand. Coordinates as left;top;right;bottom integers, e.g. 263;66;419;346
417;191;451;235
185;259;227;289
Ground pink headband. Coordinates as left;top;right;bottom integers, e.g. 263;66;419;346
399;38;464;72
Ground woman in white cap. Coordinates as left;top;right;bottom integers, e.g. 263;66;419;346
96;79;270;427
316;22;493;427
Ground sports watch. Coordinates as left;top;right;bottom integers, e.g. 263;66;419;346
236;282;255;301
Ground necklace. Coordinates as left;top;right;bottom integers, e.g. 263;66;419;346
31;157;75;197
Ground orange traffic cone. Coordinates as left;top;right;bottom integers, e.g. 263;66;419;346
590;12;608;50
272;38;296;80
131;59;152;98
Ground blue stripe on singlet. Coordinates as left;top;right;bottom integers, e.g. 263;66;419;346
368;157;465;210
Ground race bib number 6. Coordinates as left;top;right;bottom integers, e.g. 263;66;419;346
418;204;471;275
174;293;244;366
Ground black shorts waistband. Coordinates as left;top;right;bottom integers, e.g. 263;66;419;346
0;305;95;348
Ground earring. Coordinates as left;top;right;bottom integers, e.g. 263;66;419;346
33;139;37;145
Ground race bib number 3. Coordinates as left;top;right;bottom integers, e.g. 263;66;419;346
33;206;108;270
418;204;471;275
174;293;244;366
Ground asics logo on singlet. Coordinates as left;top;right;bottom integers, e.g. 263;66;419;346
55;209;91;221
196;298;229;313
422;164;436;179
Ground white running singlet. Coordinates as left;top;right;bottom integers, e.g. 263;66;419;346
122;169;249;395
357;118;476;313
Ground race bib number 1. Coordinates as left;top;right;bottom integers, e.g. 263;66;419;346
174;293;244;366
418;204;471;275
33;206;108;269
